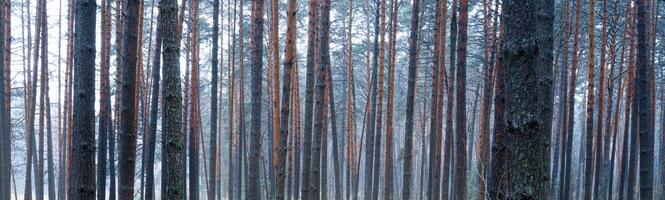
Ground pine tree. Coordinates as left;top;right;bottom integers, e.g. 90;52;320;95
635;0;654;198
454;0;470;198
247;0;265;199
402;0;420;198
301;0;319;198
501;0;554;198
97;0;112;198
70;0;97;197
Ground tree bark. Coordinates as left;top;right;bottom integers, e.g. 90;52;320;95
583;0;596;198
454;0;469;198
383;0;398;199
502;0;554;198
301;0;319;198
209;0;220;198
634;0;653;198
97;0;112;198
401;0;419;198
276;0;296;198
145;8;163;200
70;0;97;197
247;0;265;198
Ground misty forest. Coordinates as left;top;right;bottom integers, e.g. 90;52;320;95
0;0;663;199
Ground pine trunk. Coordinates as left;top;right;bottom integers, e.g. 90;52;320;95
454;0;469;198
247;0;265;198
70;0;97;196
383;0;398;198
502;0;554;198
402;0;420;198
276;0;296;198
301;0;319;198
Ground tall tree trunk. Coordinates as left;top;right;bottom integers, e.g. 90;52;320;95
301;0;319;198
160;0;184;197
189;0;201;197
621;15;636;198
427;0;443;197
562;0;583;197
276;0;296;198
0;0;7;197
26;0;42;197
344;1;355;199
501;0;554;198
488;21;506;200
145;9;163;200
594;0;609;198
383;0;398;198
237;0;246;196
476;0;496;197
109;0;122;198
227;0;237;198
634;0;653;198
97;0;112;198
453;0;469;198
363;0;381;197
117;0;141;197
371;0;387;198
443;0;458;198
70;0;97;196
401;0;420;198
209;0;220;197
583;0;596;198
247;0;265;198
270;0;281;196
36;0;46;198
556;0;572;198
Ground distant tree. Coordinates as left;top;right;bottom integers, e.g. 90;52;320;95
454;0;470;198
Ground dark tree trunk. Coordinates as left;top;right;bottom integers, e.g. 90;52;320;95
501;0;554;198
0;0;7;197
160;0;184;196
247;0;265;198
301;0;318;198
583;0;596;198
454;0;469;198
556;0;571;198
70;0;97;197
117;0;141;197
188;0;201;197
145;9;163;200
488;23;506;200
209;0;220;198
402;0;420;198
635;0;653;198
442;0;458;198
97;0;112;198
371;0;387;198
363;0;381;198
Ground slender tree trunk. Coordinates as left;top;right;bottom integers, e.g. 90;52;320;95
344;1;355;199
562;0;583;197
501;0;554;198
363;0;381;198
476;0;496;197
0;0;7;197
370;0;387;199
427;0;442;198
442;0;458;198
453;0;470;198
488;22;506;200
301;0;319;198
247;0;265;198
402;0;420;198
276;0;296;198
583;0;596;198
209;0;220;197
144;8;163;200
383;0;398;199
97;0;112;198
70;0;97;196
188;0;201;197
593;0;608;198
36;0;47;198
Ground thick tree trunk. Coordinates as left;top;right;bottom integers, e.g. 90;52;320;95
247;0;265;198
501;0;554;198
70;0;97;197
402;0;419;198
634;0;653;198
159;0;183;197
